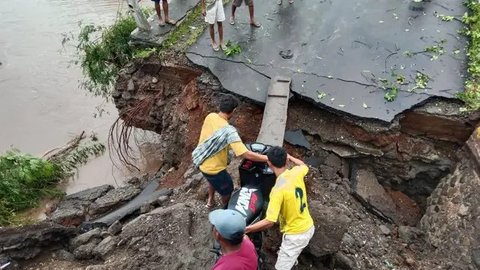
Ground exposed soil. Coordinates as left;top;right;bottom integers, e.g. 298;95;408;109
6;52;480;270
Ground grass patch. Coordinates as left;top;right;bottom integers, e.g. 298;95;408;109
159;4;207;52
460;0;480;111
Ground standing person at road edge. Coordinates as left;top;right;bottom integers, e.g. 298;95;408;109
201;0;227;51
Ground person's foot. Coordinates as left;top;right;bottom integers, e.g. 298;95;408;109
205;202;214;209
250;20;261;28
288;0;294;3
229;16;235;25
165;18;177;25
220;42;227;51
206;199;215;209
212;42;220;51
159;19;166;27
277;0;282;5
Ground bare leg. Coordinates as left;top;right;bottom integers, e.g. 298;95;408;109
162;0;170;22
209;24;216;45
221;195;230;206
218;22;224;45
248;4;254;23
207;184;215;206
248;2;260;27
230;5;237;24
231;5;237;18
155;2;163;23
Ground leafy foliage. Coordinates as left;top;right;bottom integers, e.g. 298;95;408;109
223;40;242;57
77;13;137;99
56;143;106;176
0;151;64;225
415;72;430;89
384;84;399;102
460;0;480;111
0;141;105;225
76;6;208;98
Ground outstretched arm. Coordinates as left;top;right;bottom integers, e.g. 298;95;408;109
240;151;268;163
245;219;275;234
287;154;305;166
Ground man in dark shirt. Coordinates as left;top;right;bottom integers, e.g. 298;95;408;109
209;209;258;270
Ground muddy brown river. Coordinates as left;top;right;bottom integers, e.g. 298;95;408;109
0;0;155;195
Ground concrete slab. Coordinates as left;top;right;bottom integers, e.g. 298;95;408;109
257;76;290;146
87;180;172;227
284;129;311;150
131;0;199;44
187;0;467;122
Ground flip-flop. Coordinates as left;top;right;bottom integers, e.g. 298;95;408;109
220;43;227;51
288;0;294;3
229;17;235;25
166;19;177;25
159;20;166;27
212;43;220;51
277;0;282;4
205;202;215;209
250;21;261;28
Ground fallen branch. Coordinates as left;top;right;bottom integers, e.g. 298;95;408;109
42;131;86;162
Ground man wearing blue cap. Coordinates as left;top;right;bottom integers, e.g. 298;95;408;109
209;209;258;270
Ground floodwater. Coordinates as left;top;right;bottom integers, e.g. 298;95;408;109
0;0;156;195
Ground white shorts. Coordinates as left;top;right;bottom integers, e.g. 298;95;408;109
205;0;225;25
275;226;315;270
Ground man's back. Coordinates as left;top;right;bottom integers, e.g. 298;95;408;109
266;165;314;234
198;113;247;174
212;237;258;270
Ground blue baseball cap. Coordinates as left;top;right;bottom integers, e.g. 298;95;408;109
209;209;246;240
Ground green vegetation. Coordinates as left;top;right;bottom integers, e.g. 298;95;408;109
461;0;480;111
77;14;138;99
223;40;242;57
384;84;399;102
424;40;446;61
440;15;455;22
0;140;105;226
317;91;327;100
379;78;399;102
0;151;64;225
435;12;455;22
77;5;207;98
159;5;206;52
414;72;430;89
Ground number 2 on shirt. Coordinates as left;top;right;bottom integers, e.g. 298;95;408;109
295;187;306;213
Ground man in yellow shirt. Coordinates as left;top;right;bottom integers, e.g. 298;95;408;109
245;146;314;270
195;95;268;207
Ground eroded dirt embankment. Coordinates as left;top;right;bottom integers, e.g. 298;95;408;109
108;54;480;268
113;54;477;223
8;54;479;270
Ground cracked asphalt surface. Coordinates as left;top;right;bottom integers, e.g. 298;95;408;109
187;0;467;122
